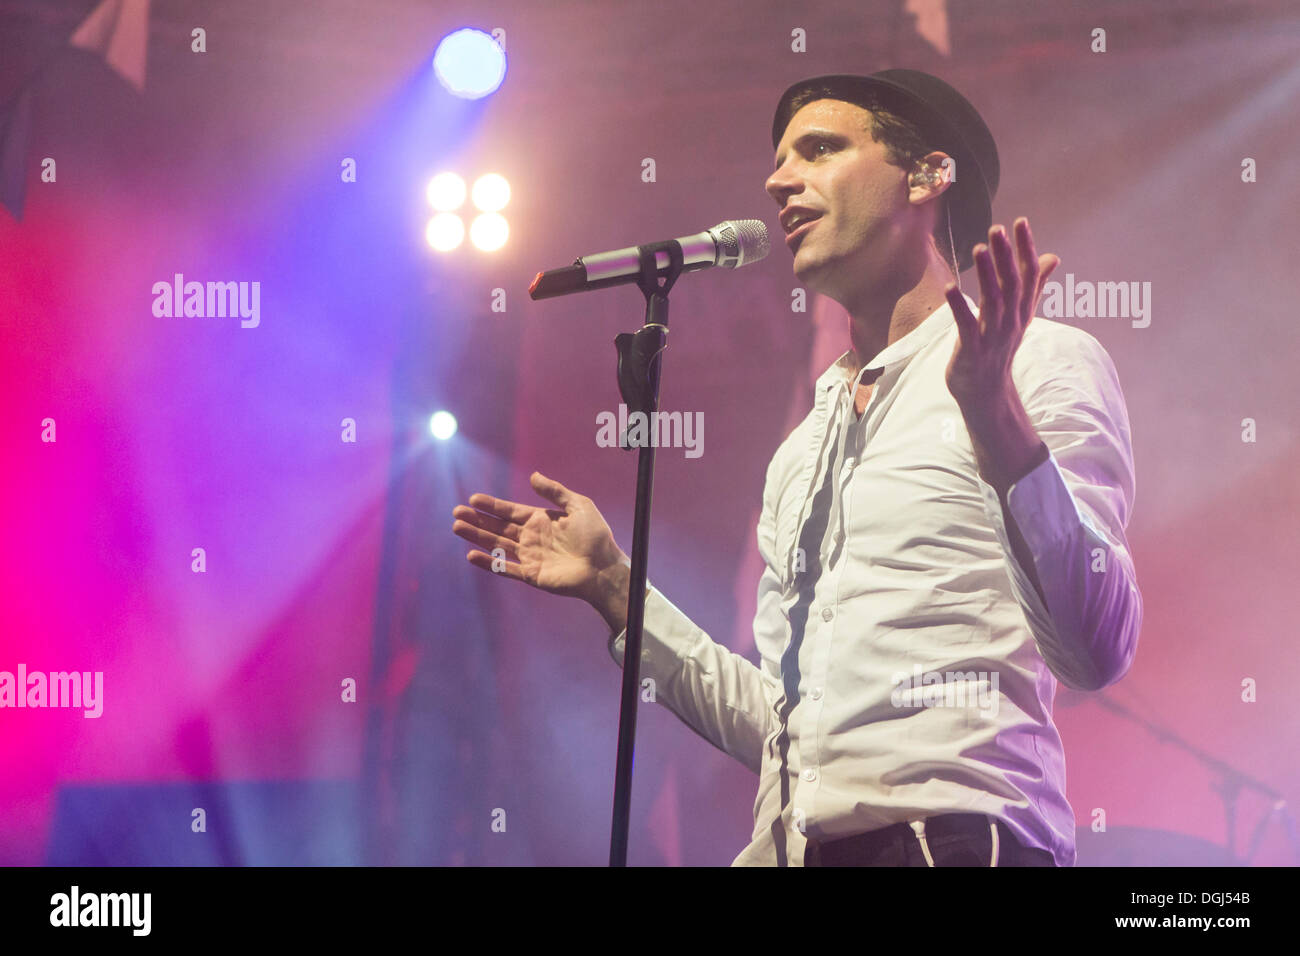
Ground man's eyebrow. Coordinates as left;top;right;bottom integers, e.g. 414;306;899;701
774;129;848;169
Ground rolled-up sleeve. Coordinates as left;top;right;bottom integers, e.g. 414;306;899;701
976;327;1143;691
607;585;779;774
606;475;786;774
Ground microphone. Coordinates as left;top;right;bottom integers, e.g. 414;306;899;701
529;219;770;299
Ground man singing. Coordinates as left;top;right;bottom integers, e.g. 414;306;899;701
452;69;1141;866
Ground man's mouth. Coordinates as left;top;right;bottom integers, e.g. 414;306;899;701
785;216;820;250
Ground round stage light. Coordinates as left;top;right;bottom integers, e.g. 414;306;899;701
471;173;511;212
469;213;509;252
433;29;507;99
426;213;465;252
430;411;458;440
426;172;467;211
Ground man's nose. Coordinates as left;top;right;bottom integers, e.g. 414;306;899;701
765;165;803;206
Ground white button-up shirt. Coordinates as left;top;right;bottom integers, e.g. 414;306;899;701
608;293;1141;866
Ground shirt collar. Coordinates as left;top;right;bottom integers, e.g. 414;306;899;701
816;291;976;392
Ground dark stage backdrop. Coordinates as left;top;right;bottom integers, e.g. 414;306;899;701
1;0;1297;866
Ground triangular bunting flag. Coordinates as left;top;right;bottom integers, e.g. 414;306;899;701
906;0;952;58
69;0;151;92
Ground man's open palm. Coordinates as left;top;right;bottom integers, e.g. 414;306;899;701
452;471;626;603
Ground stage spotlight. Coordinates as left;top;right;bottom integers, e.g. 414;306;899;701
426;213;465;252
427;172;467;211
430;411;458;440
469;213;509;252
471;173;510;212
433;29;506;99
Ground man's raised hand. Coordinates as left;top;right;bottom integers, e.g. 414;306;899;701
944;217;1059;408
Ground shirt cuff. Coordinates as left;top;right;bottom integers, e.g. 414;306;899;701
976;450;1086;621
606;585;699;679
1003;450;1100;557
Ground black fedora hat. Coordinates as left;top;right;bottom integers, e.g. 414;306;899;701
771;69;999;272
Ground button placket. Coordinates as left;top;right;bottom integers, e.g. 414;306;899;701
803;385;857;803
833;416;864;553
785;381;840;589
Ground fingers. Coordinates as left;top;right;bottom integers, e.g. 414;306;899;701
465;548;527;583
530;471;573;509
462;473;575;520
946;283;979;352
989;225;1020;336
973;242;1000;335
452;504;520;542
990;225;1020;299
466;492;536;525
975;220;1057;335
1014;217;1037;271
457;516;527;582
452;513;520;558
1038;253;1060;289
1013;218;1040;325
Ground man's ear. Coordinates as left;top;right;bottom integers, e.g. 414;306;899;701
922;150;956;188
908;150;955;204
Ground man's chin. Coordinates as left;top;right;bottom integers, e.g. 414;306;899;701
793;255;835;298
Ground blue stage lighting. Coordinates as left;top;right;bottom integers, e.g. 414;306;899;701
433;29;506;99
430;411;458;440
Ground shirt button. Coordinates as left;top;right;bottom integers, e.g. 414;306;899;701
821;607;834;621
833;528;845;543
802;768;817;782
810;687;823;701
843;457;856;470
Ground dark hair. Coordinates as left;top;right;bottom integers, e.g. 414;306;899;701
784;86;956;272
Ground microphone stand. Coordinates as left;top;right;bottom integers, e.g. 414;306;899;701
608;239;683;866
1087;692;1300;865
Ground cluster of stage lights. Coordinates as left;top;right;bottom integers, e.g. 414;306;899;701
427;28;504;435
425;171;510;253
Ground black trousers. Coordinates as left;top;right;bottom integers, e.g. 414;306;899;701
804;813;1058;866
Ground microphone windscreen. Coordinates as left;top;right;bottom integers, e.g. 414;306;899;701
713;219;770;268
